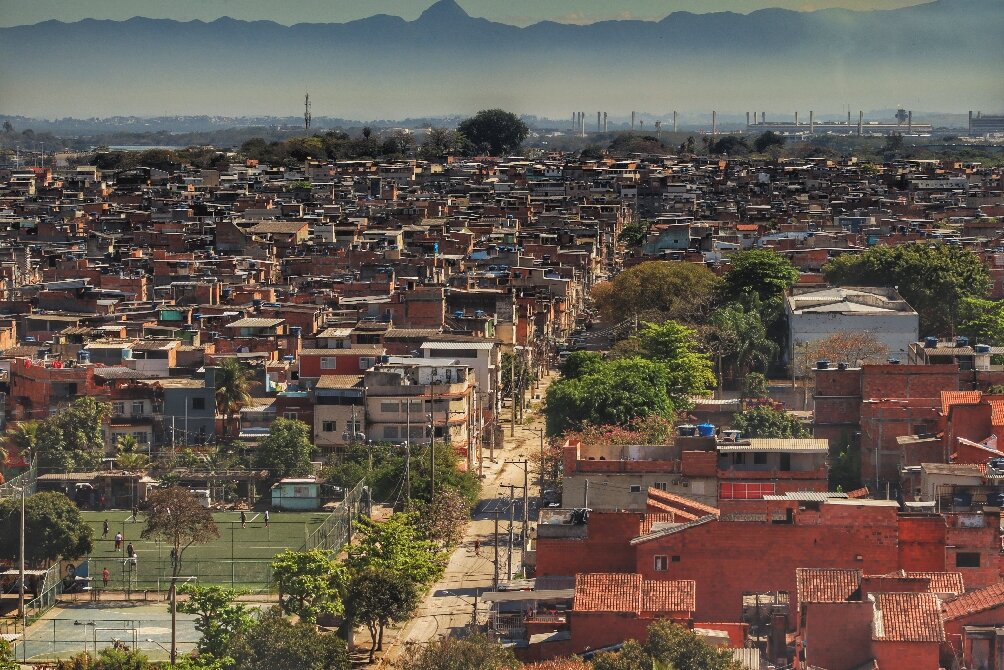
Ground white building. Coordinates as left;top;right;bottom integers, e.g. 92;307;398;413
786;286;919;364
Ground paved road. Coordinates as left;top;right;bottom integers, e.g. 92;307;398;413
378;372;553;662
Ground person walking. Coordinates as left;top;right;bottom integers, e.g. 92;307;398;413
126;542;135;558
102;567;110;587
102;519;110;538
132;505;139;521
114;532;123;552
240;510;247;528
473;539;480;556
263;510;269;527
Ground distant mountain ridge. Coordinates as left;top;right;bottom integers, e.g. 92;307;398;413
1;0;1001;118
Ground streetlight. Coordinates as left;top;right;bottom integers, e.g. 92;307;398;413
13;484;26;629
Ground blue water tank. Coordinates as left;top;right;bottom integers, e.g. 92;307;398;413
924;336;938;348
697;423;715;437
956;336;970;348
453;310;464;319
976;344;992;354
77;350;91;363
290;326;302;337
252;299;263;309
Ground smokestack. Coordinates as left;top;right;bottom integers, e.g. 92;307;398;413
597;111;601;133
969;110;974;136
761;111;765;124
809;110;814;134
848;110;852;126
580;112;585;138
795;111;798;127
571;112;576;131
746;112;750;128
631;111;636;131
858;110;863;137
673;111;678;133
907;110;912;134
712;110;717;136
603;112;608;133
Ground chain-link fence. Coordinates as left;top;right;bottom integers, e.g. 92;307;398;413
83;557;276;593
0;458;37;499
302;480;367;553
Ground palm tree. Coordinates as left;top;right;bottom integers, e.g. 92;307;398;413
215;358;254;440
711;303;778;390
2;420;39;464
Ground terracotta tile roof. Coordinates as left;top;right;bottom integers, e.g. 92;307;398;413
646;489;720;518
574;573;641;612
846;487;871;499
871;592;945;642
640;513;680;535
941;390;982;415
943;581;1004;621
642;580;696;613
796;568;862;604
990;398;1004;427
906;572;965;596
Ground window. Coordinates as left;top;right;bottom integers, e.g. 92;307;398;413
359;357;375;370
956;552;981;568
113;402;125;415
283;411;298;420
409;425;426;439
753;452;767;465
321;357;337;370
192;397;206;411
132;401;144;416
380;401;400;414
322;421;336;432
383;426;399;439
671;555;681;563
630;485;642;493
132;431;148;445
654;482;668;491
734;453;746;465
654;555;668;572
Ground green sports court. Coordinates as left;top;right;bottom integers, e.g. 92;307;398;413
80;510;330;591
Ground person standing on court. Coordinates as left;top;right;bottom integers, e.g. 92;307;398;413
240;510;247;528
114;532;123;551
102;567;110;586
263;510;269;527
126;542;134;558
103;519;110;538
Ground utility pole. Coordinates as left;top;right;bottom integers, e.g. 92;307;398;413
506;460;529;551
493;506;500;590
405;400;411;505
170;575;177;665
18;484;26;625
506;488;515;581
509;350;516;436
584;479;589;508
430;370;437;503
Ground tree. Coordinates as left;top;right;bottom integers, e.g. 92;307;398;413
142;487;219;577
710;301;778;386
732;405;808;439
501;351;533;400
399;633;518;670
644;620;741;670
720;249;799;304
806;331;889;365
346;513;446;586
558;351;605;380
271;549;345;623
419;128;468;159
829;446;862;492
2;121;13;134
708;135;749;155
958;296;1004;345
618;221;650;247
2;420;38;463
35;396;112;472
823;242;991;335
545;357;675;436
255;418;314;479
346;567;421;661
741;372;770;401
753;131;785;153
0;492;93;566
410;486;470;548
214;359;254;440
54;646;154;670
591;261;720;325
0;640;17;670
225;606;349;670
625;321;717;404
883;132;905;154
176;584;253;658
457;109;529;156
116;434;150;471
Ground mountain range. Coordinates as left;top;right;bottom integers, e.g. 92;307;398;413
0;0;1001;119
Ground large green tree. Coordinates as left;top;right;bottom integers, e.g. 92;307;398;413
732;405;809;439
545;357;675;436
35;396;112;472
710;301;778;386
141;487;220;579
958;296;1004;345
346;567;421;661
271;549;345;623
255;418;315;479
225;607;349;670
457;109;529;156
823;242;991;335
399;633;518;670
593;621;740;670
0;492;93;566
176;584;253;658
591;261;720;325
720;249;799;304
346;513;446;586
633;321;717;403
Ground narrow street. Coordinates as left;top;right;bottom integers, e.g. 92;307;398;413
378;371;553;663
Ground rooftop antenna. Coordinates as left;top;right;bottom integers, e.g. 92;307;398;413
304;91;312;131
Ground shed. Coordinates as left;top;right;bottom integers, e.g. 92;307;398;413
270;478;320;511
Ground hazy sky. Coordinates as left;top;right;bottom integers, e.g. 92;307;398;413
0;0;929;27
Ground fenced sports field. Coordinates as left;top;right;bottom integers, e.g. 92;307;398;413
81;510;328;592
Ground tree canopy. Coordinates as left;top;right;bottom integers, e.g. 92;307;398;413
224;606;349;670
271;549;345;623
822;242;991;335
399;633;519;670
255;418;315;479
176;584;254;658
753;131;785;153
141;487;219;577
591;261;720;325
0;492;93;565
457;109;529;156
346;513;446;586
35;396;111;472
593;621;740;670
720;249;799;304
346;566;421;661
731;405;809;439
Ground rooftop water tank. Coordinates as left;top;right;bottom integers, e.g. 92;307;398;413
924;336;938;348
677;424;697;437
956;336;970;348
816;359;830;370
697;423;715;438
975;344;992;354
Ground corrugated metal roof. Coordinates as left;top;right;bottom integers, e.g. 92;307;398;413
420;341;495;350
718;438;828;453
630;514;717;545
763;491;847;502
226;317;285;328
315;374;364;389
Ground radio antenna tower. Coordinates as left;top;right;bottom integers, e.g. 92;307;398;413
304;91;312;131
